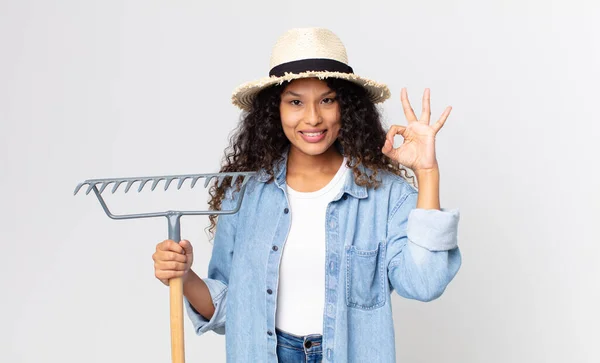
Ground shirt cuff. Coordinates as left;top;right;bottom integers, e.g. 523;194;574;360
184;278;227;335
407;208;460;251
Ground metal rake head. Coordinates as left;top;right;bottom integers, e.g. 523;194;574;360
74;172;255;221
74;172;252;196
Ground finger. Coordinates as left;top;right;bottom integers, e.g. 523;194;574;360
385;125;406;145
432;106;452;133
382;142;402;163
155;260;188;272
158;240;185;254
385;126;396;144
381;140;398;159
156;270;185;281
382;139;393;155
420;88;431;124
401;88;418;122
154;250;187;263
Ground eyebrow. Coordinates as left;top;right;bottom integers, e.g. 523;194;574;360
282;90;335;97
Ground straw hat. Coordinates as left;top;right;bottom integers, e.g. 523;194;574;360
231;27;391;111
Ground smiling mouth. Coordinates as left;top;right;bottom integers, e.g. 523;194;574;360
299;130;326;136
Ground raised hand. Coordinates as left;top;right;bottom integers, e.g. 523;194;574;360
381;88;452;173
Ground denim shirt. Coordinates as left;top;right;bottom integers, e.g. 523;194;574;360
184;153;462;362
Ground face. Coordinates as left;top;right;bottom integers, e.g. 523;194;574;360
279;78;341;157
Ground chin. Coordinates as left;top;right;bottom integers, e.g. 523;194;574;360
293;142;335;157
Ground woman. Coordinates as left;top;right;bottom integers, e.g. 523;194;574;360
153;27;461;363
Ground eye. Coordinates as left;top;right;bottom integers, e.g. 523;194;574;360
322;97;336;104
290;100;302;106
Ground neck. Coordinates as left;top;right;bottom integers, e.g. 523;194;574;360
287;144;344;176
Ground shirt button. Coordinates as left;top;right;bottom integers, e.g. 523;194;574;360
343;195;348;200
329;261;335;272
267;289;273;294
267;330;273;336
327;304;334;315
284;207;289;214
329;221;336;228
272;245;278;251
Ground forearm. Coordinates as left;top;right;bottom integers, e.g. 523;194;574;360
183;269;215;320
415;167;440;210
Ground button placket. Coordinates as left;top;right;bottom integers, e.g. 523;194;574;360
324;207;339;362
266;198;291;346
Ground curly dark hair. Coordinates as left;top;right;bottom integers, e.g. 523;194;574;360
206;77;415;237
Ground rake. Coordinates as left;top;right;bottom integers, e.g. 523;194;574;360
74;171;255;363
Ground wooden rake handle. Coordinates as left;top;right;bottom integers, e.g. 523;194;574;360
167;214;185;363
170;276;185;363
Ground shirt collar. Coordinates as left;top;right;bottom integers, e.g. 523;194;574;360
256;147;368;200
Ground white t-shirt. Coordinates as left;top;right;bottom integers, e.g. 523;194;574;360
275;158;349;335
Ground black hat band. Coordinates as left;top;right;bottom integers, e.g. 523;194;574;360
269;58;354;77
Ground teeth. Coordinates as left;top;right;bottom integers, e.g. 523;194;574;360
304;131;324;137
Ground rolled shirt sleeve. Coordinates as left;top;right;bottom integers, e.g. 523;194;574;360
407;207;460;251
184;279;228;335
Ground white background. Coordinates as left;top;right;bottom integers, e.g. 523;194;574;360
1;0;599;362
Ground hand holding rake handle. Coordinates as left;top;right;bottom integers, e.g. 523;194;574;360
74;171;256;363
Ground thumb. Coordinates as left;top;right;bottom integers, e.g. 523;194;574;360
179;239;193;255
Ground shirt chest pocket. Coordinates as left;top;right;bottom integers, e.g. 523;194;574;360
345;241;387;310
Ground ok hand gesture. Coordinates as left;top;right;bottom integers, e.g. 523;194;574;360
382;88;452;173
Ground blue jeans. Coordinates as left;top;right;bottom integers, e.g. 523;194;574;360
276;328;323;363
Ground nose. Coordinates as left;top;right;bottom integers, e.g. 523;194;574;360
305;103;322;126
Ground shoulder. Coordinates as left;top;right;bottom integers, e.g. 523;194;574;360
224;172;277;207
369;169;419;221
222;172;263;204
372;169;418;197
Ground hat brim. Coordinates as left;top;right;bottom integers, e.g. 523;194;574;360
231;71;391;111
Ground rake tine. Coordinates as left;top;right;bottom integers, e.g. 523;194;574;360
74;182;86;195
124;179;139;193
241;174;251;186
85;182;100;195
191;176;201;189
230;174;239;186
204;175;215;188
177;177;190;190
164;177;176;191
112;180;126;193
138;179;152;192
98;181;114;194
217;175;226;188
151;178;164;192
